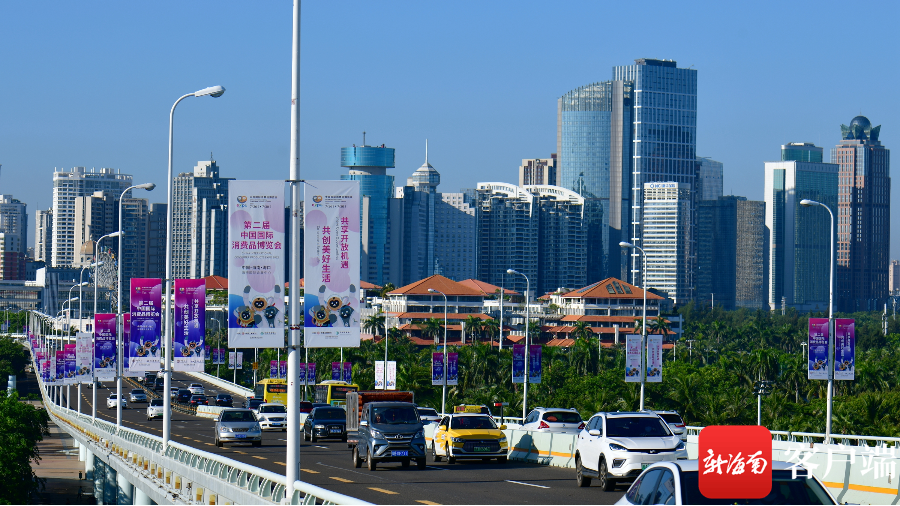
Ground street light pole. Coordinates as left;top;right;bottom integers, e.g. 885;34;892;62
162;85;226;451
95;231;121;424
506;269;530;419
428;289;449;414
800;199;835;443
117;183;155;430
620;242;648;411
62;298;78;410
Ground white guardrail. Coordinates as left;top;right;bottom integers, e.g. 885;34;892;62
185;371;255;399
32;358;371;505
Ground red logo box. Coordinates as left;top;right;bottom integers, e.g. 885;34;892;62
699;426;772;499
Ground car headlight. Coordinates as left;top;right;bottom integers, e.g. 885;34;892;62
251;424;261;432
370;428;384;439
676;441;686;450
220;427;232;432
498;436;507;443
413;429;424;439
451;437;465;443
608;443;628;452
314;424;326;429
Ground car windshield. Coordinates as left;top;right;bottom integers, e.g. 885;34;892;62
657;413;684;424
542;411;582;423
150;399;163;406
260;405;286;413
178;389;190;394
678;470;835;505
314;408;345;419
131;389;143;394
606;417;672;437
371;406;419;424
191;384;202;388
221;411;256;423
249;399;263;407
418;408;438;416
450;415;497;430
109;394;117;399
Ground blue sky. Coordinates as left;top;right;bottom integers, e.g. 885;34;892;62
2;1;899;258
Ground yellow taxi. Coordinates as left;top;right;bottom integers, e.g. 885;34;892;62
431;412;508;464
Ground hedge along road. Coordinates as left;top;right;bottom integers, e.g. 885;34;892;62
75;372;626;505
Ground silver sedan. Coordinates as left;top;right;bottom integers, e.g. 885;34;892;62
215;408;262;447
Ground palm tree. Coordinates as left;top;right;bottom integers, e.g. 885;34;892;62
650;316;671;337
362;312;386;339
464;315;484;344
422;318;444;344
482;319;499;346
379;283;396;298
633;317;644;335
572;320;593;341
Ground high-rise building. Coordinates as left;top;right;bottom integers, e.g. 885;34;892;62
782;142;824;163
613;59;698;287
697;157;724;201
172;160;231;279
519;156;558;187
765;154;838;311
833;116;891;311
35;208;52;263
558;81;632;280
475;182;599;297
74;190;119;267
642;182;693;305
51;167;132;268
120;198;149;288
434;193;476;282
389;146;439;286
697;196;767;309
890;260;900;296
145;203;167;278
341;141;396;286
0;195;28;280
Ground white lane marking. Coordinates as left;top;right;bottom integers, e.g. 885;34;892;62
505;480;549;489
314;445;329;449
425;466;448;471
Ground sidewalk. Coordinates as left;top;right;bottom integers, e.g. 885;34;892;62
29;402;94;504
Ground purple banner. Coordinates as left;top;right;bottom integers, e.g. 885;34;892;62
64;344;76;385
342;362;352;383
447;353;458;386
55;350;64;383
213;348;226;365
808;318;829;380
270;360;278;378
130;278;162;371
174;279;206;371
529;344;541;384
432;353;444;386
279;361;286;378
835;319;855;380
204;345;211;361
298;362;307;384
512;344;525;383
332;362;341;381
42;359;50;383
307;362;316;384
94;314;117;381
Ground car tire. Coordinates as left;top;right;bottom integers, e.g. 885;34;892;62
303;429;309;442
498;456;507;463
446;445;455;464
575;455;592;487
352;446;362;468
252;441;261;447
402;459;410;468
216;438;223;448
284;429;287;432
598;458;614;492
417;458;426;470
367;447;377;471
310;432;317;443
431;442;442;462
342;435;347;442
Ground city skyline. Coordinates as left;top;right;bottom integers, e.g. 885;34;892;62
1;1;899;262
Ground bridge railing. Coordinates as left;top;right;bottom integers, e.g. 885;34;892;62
32;354;371;505
685;426;900;448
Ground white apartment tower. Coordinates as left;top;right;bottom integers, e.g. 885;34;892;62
0;195;28;280
35;208;52;262
642;181;693;304
172;159;232;279
51;167;132;267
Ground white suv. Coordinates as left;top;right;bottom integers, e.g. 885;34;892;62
188;383;205;395
574;411;687;491
146;398;168;420
522;407;584;434
650;410;686;441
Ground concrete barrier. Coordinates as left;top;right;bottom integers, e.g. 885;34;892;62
185;371;254;398
507;429;578;468
196;406;227;419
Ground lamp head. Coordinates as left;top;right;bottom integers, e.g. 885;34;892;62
195;85;225;98
109;231;122;238
506;269;519;275
619;241;634;248
136;183;156;191
800;199;814;207
428;289;438;294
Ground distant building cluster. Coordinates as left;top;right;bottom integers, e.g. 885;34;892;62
0;59;894;322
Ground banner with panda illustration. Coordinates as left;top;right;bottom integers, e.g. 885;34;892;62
130;278;162;371
174;279;206;371
228;180;286;348
304;180;361;348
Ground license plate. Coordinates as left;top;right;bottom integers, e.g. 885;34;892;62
474;446;491;452
330;428;341;433
641;463;649;470
236;434;246;439
392;450;409;457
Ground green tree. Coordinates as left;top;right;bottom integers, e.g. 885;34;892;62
379;283;396;298
0;336;29;390
421;318;444;344
363;312;386;339
0;392;50;504
464;315;484;343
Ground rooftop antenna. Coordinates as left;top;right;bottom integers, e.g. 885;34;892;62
363;131;366;146
425;139;429;164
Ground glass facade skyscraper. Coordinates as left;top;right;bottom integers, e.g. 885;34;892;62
613;59;698;287
557;81;631;280
341;144;396;286
765;157;838;310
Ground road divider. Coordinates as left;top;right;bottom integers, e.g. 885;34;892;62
185;371;254;398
